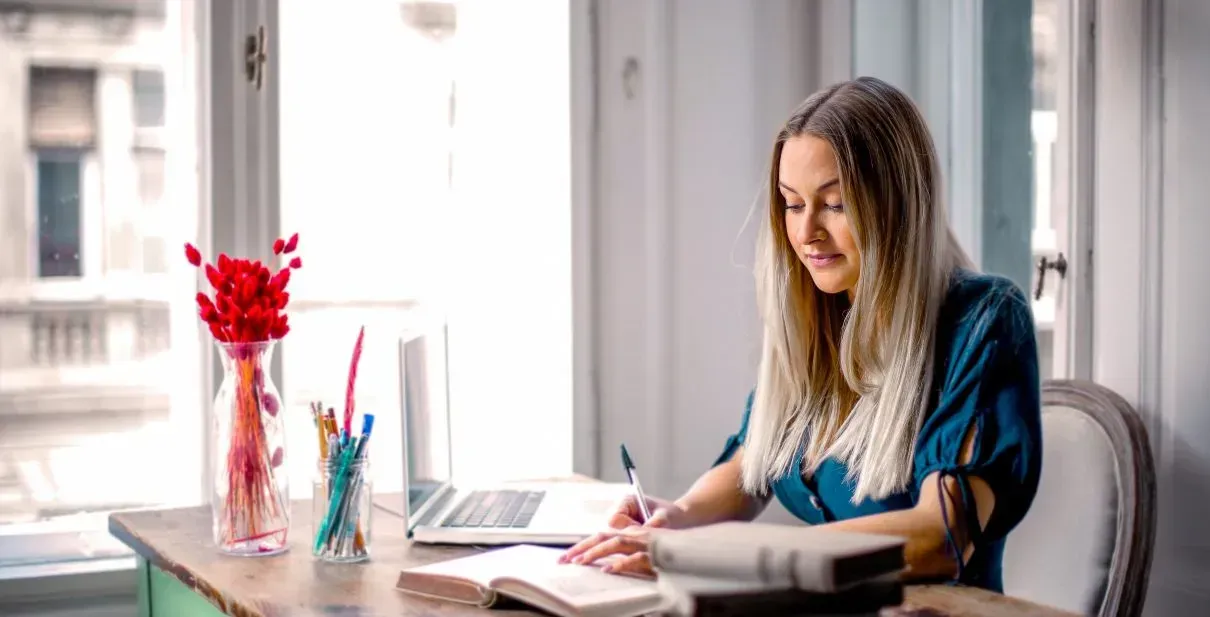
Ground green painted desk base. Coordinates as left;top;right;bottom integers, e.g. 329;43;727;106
137;557;224;617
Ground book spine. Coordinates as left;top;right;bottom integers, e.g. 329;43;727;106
649;538;836;592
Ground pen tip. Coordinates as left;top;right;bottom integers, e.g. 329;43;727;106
620;444;634;468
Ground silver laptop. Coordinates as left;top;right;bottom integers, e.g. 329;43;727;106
389;321;633;546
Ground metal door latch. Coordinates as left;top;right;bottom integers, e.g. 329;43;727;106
245;25;267;91
1034;253;1068;300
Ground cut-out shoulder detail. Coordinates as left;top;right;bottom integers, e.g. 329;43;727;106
913;270;1042;590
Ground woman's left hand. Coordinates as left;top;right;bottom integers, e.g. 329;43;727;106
559;525;663;577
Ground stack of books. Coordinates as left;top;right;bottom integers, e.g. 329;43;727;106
393;521;907;617
649;521;907;616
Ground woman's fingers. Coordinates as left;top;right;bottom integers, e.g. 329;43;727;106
572;532;648;566
559;531;607;564
646;508;671;528
601;551;655;578
608;511;642;529
559;522;664;566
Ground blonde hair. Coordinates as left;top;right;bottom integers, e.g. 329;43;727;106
741;76;974;503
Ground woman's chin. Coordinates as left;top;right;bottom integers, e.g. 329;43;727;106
808;274;854;296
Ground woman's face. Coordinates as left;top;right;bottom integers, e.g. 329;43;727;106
778;135;860;299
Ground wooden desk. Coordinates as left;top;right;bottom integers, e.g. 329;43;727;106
109;494;1079;617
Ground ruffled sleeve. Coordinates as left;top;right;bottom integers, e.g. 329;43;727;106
713;389;755;467
913;280;1043;576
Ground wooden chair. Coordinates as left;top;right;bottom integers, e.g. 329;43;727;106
1002;379;1157;617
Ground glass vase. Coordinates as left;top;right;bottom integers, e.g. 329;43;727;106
210;340;290;556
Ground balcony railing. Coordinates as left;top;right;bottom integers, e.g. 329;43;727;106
0;299;169;373
0;297;174;530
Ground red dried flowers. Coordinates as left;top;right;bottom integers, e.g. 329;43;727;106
184;233;303;344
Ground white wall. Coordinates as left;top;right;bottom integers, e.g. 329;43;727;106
588;0;817;524
1090;0;1210;612
1144;0;1210;611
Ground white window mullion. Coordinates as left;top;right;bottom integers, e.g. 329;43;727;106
1050;0;1096;381
201;0;277;499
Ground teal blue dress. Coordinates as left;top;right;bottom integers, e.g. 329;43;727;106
714;269;1042;593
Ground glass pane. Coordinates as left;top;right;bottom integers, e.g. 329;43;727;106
36;153;83;278
276;0;456;498
0;0;204;570
852;0;1068;379
132;69;166;128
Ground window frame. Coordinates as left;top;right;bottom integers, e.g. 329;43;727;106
0;0;262;603
845;0;1096;380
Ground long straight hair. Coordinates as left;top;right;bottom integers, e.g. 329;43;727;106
741;76;974;503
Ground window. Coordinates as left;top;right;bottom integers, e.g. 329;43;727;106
135;148;165;207
0;0;205;579
275;0;458;495
28;67;97;150
132;69;165;128
271;0;575;486
28;65;96;280
136;147;167;274
851;0;1089;381
35;151;83;278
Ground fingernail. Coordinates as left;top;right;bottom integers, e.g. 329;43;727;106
601;565;614;573
572;556;583;564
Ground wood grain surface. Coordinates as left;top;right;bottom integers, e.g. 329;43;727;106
889;585;1083;617
109;492;1081;617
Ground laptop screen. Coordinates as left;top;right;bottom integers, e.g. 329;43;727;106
399;322;453;521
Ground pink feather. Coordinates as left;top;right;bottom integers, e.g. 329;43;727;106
344;326;365;436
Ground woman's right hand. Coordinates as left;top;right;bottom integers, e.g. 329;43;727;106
605;493;690;531
558;493;690;571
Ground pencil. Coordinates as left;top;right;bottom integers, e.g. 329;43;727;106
313;401;330;459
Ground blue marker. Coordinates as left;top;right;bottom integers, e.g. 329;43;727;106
353;414;375;460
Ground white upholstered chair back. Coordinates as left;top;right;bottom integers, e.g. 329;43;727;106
1002;379;1156;617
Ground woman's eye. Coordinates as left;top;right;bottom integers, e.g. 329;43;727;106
825;203;845;212
784;203;806;212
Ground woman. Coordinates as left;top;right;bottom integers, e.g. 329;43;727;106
560;76;1042;593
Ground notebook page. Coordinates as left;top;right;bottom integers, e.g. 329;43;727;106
402;545;541;588
485;546;660;611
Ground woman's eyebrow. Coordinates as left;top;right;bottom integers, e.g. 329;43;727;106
779;178;840;196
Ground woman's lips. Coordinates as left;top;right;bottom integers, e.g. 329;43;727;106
806;253;841;268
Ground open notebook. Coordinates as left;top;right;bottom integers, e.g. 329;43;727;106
395;545;666;617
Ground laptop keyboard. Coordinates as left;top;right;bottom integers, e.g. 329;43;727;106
440;490;546;529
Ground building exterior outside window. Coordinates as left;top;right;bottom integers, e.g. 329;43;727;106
0;0;186;569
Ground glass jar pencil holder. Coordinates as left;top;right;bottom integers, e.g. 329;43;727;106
312;457;372;562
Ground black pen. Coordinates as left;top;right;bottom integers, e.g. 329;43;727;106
620;444;653;523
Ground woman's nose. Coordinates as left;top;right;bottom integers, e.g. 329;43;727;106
794;211;820;245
